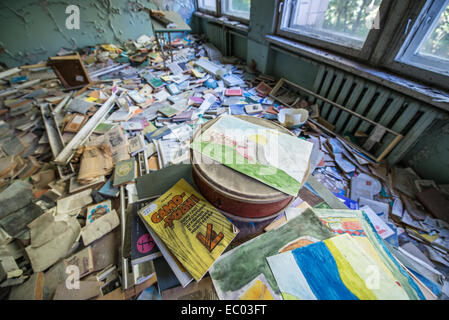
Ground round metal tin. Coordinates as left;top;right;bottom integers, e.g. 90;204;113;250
191;115;308;221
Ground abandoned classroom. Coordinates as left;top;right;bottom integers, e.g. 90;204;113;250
0;0;448;301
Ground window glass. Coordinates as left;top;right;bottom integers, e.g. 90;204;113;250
223;0;251;20
281;0;382;48
418;3;449;61
198;0;217;12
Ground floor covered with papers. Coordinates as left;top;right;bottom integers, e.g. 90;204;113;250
0;25;449;302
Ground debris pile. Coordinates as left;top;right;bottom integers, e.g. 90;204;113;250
0;32;448;300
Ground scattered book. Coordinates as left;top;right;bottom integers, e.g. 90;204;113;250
128;135;146;155
136;164;193;200
138;179;239;281
113;158;137;187
145;126;172;142
64;247;94;279
98;178;120;198
131;201;162;265
64;114;88;133
153;256;180;293
94;123;115;134
255;82;272;96
244;103;263;114
86;200;112;225
225;88;243;96
167;83;181;95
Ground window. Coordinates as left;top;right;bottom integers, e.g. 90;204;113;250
279;0;382;49
222;0;251;20
198;0;217;13
396;0;449;76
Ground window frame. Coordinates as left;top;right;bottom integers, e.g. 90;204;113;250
383;0;449;85
275;0;394;60
195;0;250;25
196;0;221;17
221;0;251;23
274;0;449;91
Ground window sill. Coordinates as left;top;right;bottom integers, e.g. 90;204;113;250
194;11;249;34
266;34;449;113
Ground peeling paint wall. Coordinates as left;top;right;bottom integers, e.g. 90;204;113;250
0;0;195;67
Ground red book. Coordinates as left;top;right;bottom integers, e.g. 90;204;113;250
225;89;243;96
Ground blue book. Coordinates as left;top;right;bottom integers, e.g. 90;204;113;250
229;104;247;115
333;192;359;210
145;126;172;142
153;256;180;292
98;178;120;198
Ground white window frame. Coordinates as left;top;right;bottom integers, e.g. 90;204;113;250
395;0;449;77
221;0;251;23
275;0;390;60
196;0;221;17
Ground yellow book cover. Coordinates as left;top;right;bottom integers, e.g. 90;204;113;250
139;178;239;281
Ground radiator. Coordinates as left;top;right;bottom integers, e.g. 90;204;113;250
310;65;439;165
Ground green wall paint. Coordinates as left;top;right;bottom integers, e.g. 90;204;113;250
403;119;449;184
270;49;319;90
0;0;195;67
231;34;247;61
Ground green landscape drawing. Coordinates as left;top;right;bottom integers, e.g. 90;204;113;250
191;140;301;196
209;209;334;299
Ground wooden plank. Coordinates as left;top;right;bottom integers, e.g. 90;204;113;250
322;71;344;119
327;74;355;124
344;86;377;133
335;80;366;133
376;134;403;162
377;102;420;157
34;272;45;300
40;104;64;157
280;79;398;134
387;109;438;164
357;88;390;133
19;63;48;70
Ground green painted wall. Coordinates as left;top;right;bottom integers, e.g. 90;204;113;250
0;0;195;67
269;49;320;90
403;119;449;184
231;34;247;61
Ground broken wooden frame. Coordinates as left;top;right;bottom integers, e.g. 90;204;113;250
269;78;403;162
48;54;91;90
